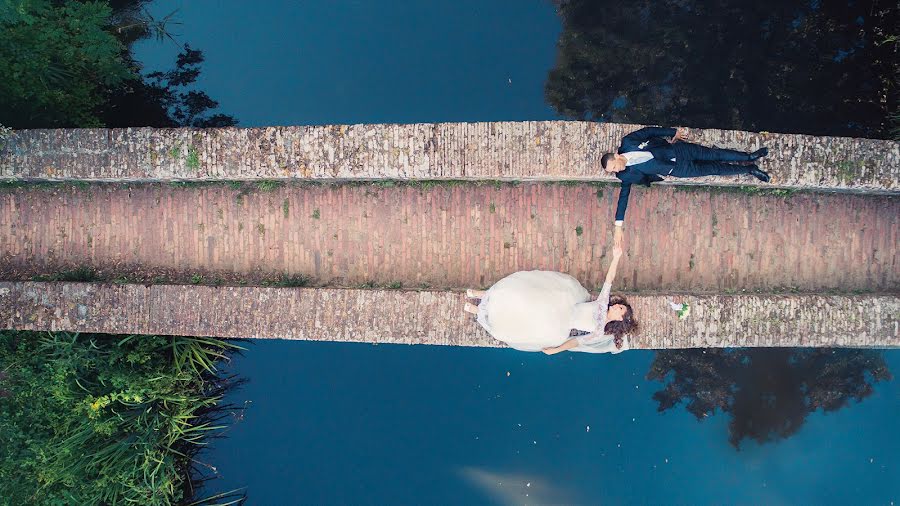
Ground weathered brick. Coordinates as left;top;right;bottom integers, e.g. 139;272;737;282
0;282;896;349
1;122;897;191
0;183;896;292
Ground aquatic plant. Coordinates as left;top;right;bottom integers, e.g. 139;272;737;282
0;331;247;505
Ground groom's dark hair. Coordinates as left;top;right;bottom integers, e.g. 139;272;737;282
600;153;616;170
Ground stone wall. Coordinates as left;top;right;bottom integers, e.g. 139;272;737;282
2;122;897;190
2;282;896;349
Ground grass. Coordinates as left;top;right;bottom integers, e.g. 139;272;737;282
186;146;200;170
256;180;282;192
311;208;320;219
262;274;310;288
32;267;97;282
0;331;247;505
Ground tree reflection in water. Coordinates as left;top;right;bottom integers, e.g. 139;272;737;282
646;349;893;448
546;0;899;138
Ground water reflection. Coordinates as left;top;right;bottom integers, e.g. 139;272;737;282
646;348;893;448
546;0;898;138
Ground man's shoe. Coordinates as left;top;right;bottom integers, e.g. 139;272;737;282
749;147;769;161
748;165;770;183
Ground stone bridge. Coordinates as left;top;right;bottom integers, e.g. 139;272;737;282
0;122;897;348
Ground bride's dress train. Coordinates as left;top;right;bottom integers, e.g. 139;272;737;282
476;270;626;354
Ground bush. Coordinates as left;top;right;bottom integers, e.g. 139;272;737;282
0;331;246;505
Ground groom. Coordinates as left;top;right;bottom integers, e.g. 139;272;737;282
601;126;770;247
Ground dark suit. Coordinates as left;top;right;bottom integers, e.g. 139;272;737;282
613;127;753;221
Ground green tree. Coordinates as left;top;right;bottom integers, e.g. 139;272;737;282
0;0;237;128
0;0;134;127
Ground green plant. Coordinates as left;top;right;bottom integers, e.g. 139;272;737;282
387;281;402;289
311;209;320;219
263;274;310;288
0;124;12;151
256;180;281;192
190;274;203;284
0;1;135;128
0;331;246;504
488;203;496;213
186;146;200;170
32;267;97;282
575;225;583;236
282;199;290;218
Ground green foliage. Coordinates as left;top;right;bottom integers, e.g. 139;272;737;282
32;266;97;282
186;146;200;170
255;180;282;192
262;273;310;288
0;0;134;127
0;331;246;504
0;124;11;151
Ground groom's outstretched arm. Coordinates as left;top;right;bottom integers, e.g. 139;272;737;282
613;183;631;246
614;182;631;222
621;126;677;145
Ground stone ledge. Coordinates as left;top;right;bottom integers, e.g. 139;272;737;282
1;282;896;349
1;121;896;191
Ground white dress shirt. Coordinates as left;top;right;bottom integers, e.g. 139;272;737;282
622;151;655;166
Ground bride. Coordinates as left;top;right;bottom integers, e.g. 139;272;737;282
464;246;636;354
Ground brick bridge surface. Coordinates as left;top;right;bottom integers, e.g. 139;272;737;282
0;183;896;293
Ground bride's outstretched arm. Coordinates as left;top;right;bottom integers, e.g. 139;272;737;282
604;245;624;286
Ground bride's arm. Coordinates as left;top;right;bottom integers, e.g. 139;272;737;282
542;338;579;355
544;246;625;355
604;245;624;287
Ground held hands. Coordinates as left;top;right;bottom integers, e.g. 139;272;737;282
613;226;624;250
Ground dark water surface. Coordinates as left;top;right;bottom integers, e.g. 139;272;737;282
133;1;899;504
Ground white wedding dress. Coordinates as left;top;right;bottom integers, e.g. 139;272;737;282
476;270;628;354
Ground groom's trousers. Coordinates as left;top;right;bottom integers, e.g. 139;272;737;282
673;142;752;163
669;142;752;178
669;161;750;178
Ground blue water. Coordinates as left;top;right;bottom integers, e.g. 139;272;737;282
133;2;899;504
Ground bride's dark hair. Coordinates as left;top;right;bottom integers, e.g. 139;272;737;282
604;295;637;349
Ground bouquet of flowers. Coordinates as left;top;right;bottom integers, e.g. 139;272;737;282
668;300;691;319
